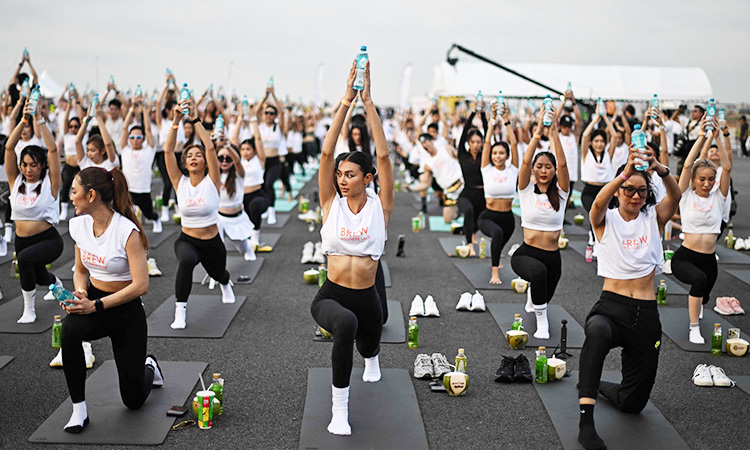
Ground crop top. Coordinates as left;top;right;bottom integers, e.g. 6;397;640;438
518;182;569;232
70;212;139;282
241;156;264;187
78;155;118;171
121;144;156;193
596;206;663;279
581;151;612;184
679;189;724;234
481;164;518;199
320;188;386;261
259;122;284;150
177;175;220;228
10;174;59;224
219;172;244;209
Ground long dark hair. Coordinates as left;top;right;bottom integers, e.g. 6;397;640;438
348;123;371;155
18;145;48;196
333;151;376;197
532;151;561;211
467;129;484;161
220;144;239;199
588;129;607;163
609;164;656;211
77;167;149;249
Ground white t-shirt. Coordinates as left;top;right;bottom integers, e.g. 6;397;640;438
596;205;663;280
650;172;666;204
558;132;579;182
259;122;284;150
79;155;118;171
680;189;725;234
242;156;264;187
481;164;518;199
219;172;244;209
106;116;124;153
518;182;569;232
70;212;139;282
159;120;186;152
10;174;59;224
422;149;463;190
287;131;303;154
581;151;612;184
63;134;82;159
320;188;386;261
177;175;220;228
712;166;732;222
610;143;629;173
664;120;682;155
121;144;156;193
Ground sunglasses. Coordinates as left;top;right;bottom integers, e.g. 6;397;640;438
620;186;649;198
129;135;144;140
264;111;277;116
217;155;232;163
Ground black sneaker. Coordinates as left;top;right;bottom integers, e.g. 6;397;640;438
513;354;533;383
494;356;515;383
145;354;164;388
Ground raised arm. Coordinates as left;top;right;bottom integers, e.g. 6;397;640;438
580;118;597;162
519;109;546;191
251;112;265;167
96;105;117;163
75;107;90;164
191;100;220;190
679;114;708;193
226;143;244;178
620;112;631;145
481;114;494;169
603;115;617;160
652;110;669;166
63;96;73;134
504;107;519;168
164;105;186;192
549;107;569;193
5;108;26;188
651;146;681;229
590;149;637;234
140;101;155;148
714;126;732;197
120;104;134;150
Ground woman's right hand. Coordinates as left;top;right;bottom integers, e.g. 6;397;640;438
172;103;184;124
623;144;639;178
22;98;35;117
699;112;709;132
344;60;357;103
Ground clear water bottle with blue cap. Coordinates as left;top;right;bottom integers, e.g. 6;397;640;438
21;79;29;98
718;108;726;128
23;47;29;59
109;75;115;85
180;83;190;115
632;124;648;171
242;96;249;118
28;85;41;116
650;94;659;118
49;284;76;306
706;99;716;132
354;46;368;91
542;95;553;127
268;76;274;89
496;91;505;117
215;114;224;133
89;94;99;118
597;97;604;116
135;84;142;98
476;90;483;104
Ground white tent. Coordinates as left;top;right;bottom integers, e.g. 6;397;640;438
432;62;713;102
37;70;65;99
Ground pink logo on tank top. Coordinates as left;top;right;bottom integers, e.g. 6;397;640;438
16;194;38;206
493;174;508;184
185;197;206;208
340;226;370;241
81;250;108;269
534;197;552;210
622;236;649;251
692;200;711;212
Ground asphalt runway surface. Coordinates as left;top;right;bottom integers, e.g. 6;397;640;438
1;155;749;449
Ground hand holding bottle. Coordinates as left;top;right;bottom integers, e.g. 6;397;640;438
64;290;96;315
343;60;357;104
360;60;374;105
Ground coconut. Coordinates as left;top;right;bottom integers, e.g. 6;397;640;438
574;214;585;225
511;277;528;294
558;237;569;249
303;269;320;284
442;371;469;396
455;245;471;258
506;330;529;349
547;357;567;381
726;338;748;357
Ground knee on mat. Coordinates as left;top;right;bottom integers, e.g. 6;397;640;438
122;394;146;410
618;395;648;414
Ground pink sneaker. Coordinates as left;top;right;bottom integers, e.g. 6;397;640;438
728;297;745;315
714;297;734;316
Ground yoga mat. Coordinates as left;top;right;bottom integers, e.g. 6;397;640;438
224;233;281;253
28;360;207;445
299;368;428;450
411;201;442;216
568;240;596;260
381;260;392;288
735;376;750;397
428;215;463;232
725;269;750;286
0;297;67;334
452;260;518;290
488;303;586;349
0;249;14;266
192;256;264;285
438;236;476;257
144;227;177;250
53;258;76;281
274;199;298;212
563;223;589;237
262;213;290;229
535;371;689;450
314;300;405;344
0;355;13;370
659;308;750;353
667;242;750;266
147;295;247;338
653;278;688;296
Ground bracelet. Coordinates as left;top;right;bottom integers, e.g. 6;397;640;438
250;117;258;122
699;131;706;136
171;124;179;130
658;166;671;178
723;132;730;137
504;120;511;126
620;173;630;182
659;125;665;130
533;134;542;140
341;98;351;107
191;117;201;125
21;117;28;124
95;298;104;312
36;118;46;125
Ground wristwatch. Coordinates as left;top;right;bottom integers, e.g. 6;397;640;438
658;166;671;178
36;118;46;125
95;299;104;312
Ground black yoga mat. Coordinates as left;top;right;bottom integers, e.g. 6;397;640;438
381;260;392;288
725;269;750;286
147;295;247;338
0;355;13;370
299;368;428;450
192;256;264;285
224;233;281;253
314;300;405;344
534;371;689;450
262;214;290;229
735;376;750;397
659;307;750;353
563;222;590;237
667;242;750;265
144;227;177;249
452;260;518;290
0;296;67;334
53;258;76;281
488;303;586;349
28;360;207;445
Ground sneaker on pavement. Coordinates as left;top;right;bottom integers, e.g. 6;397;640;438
692;364;713;386
728;297;745;314
494;356;515;383
470;291;485;312
146;354;165;387
413;354;434;379
147;258;162;277
513;354;533;383
50;348;63;368
409;295;425;317
714;297;734;316
423;295;440;317
83;342;95;369
430;353;451;378
456;292;472;311
708;365;735;387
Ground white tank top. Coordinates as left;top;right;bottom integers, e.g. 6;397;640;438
259;122;284;150
177;175;220;228
10;174;59;224
581;151;612;183
596;206;663;279
610;143;629;173
121;144;156;193
481;164;518;199
321;188;386;261
219;172;244;209
679;189;724;234
518;182;569;232
70;212;139;282
559;132;579;182
241;156;264;187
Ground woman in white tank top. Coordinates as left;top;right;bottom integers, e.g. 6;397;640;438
580;110;616;246
75;102;119;171
255;85;288;224
59;98;84;221
311;60;394;437
216;143;257;261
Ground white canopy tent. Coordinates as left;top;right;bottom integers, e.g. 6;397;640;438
431;62;713;102
37;70;66;99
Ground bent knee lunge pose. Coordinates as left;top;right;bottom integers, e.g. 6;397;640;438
164;98;235;329
62;167;163;434
216;142;257;261
311;60;393;436
577;144;680;450
511;107;569;339
580;105;616;246
456;98;488;256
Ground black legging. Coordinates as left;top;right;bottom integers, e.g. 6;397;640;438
581;183;604;234
457;186;485;244
376;260;388;324
280;158;292;192
263;156;283;205
578;291;661;414
243;189;270;229
130;192;159;221
671;245;718;305
16;226;64;291
477;209;515;266
62;285;154;407
155;151;182;205
311;279;382;388
174;232;229;302
60;163;80;203
510;242;562;305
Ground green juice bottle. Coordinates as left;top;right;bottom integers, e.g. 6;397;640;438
209;373;224;415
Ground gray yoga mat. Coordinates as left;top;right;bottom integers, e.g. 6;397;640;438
535;371;689;450
568;240;596;261
381;260;392;287
299;368;428;450
262;214;290;229
438;236;477;257
659;307;750;353
0;296;67;334
224;233;281;253
314;300;405;344
147;295;247;338
144;227;177;249
0;248;14;266
653;277;688;296
563;222;590;237
28;360;207;445
725;269;750;286
488;303;586;349
735;376;750;397
0;355;13;370
667;242;750;265
192;256;264;285
53;258;76;281
453;260;518;290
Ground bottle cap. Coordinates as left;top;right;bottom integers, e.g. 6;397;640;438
212;373;221;379
715;323;721;327
54;315;61;320
409;316;417;321
49;284;56;290
458;348;465;353
539;346;546;351
660;279;665;283
514;314;521;318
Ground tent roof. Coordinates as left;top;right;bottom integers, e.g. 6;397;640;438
432;62;713;102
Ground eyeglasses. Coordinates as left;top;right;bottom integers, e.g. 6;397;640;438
264;111;276;116
129;135;144;140
217;155;232;163
620;186;649;198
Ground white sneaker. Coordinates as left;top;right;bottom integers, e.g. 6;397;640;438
735;238;745;251
313;242;325;264
83;342;95;369
153;218;163;234
507;243;520;257
301;242;315;264
692;364;713;386
145;354;164;387
267;207;277;225
50;348;63;367
413;353;434;379
470;291;486;312
261;210;269;220
160;206;170;222
708;365;735;387
456;292;472;311
147;258;162;277
409;295;424;316
423;295;440;317
0;235;7;257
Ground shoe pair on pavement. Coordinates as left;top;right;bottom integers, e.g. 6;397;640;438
494;354;532;383
301;241;325;264
692;364;735;387
733;238;750;250
409;295;440;317
714;297;745;315
413;353;452;379
456;291;485;312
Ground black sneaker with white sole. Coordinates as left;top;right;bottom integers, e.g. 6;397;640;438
145;354;164;388
494;356;515;383
513;354;533;383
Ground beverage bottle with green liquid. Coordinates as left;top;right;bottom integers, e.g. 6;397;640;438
535;346;548;383
455;348;467;373
512;314;524;331
209;373;224;415
657;280;667;306
479;237;487;259
52;315;62;349
711;323;722;356
408;317;419;349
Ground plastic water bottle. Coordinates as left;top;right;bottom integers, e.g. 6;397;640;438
215;114;224;133
52;315;62;349
564;82;573;109
209;83;214;94
585;244;593;262
89;94;99;118
267;76;274;89
69;82;76;94
706;99;716;132
166;67;172;76
651;94;659;118
353;46;369;91
28;85;41;116
542;95;553;127
242;96;249;118
718;109;726;128
711;323;722;356
109;75;115;85
597;97;604;116
566;81;572;92
209;373;224;415
535;346;548;383
135;84;142;97
476;90;483;105
23;47;29;59
496;91;505;117
21;79;29;97
479;237;487;259
657;280;667;306
455;348;467;373
49;284;76;306
632;124;649;171
180;83;190;115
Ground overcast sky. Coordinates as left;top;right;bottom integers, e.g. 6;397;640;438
2;0;748;105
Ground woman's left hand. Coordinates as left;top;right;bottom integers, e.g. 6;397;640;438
360;60;374;104
63;291;96;315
